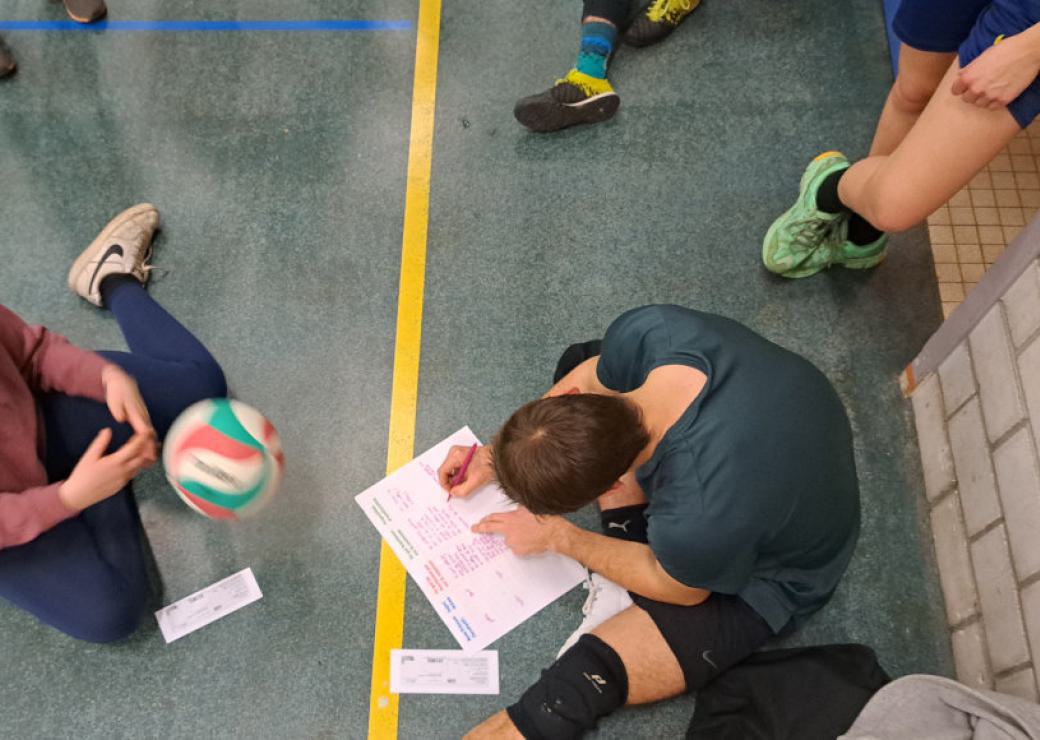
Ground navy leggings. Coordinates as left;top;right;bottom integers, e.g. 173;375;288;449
0;281;226;642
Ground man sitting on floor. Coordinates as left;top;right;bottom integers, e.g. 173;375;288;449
437;304;861;739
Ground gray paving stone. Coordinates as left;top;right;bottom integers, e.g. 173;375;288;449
1021;338;1040;463
948;399;1003;536
971;525;1031;672
1003;260;1040;348
1024;581;1040;668
993;428;1040;580
930;492;980;626
995;666;1039;702
913;374;957;501
940;342;977;417
970;304;1026;443
952;621;993;690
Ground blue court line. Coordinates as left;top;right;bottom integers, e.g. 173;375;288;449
0;20;411;32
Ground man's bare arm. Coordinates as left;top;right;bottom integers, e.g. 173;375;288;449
554;520;709;606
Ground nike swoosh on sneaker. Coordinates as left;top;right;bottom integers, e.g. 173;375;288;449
88;244;125;295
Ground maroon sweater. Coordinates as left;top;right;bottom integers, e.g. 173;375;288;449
0;304;111;549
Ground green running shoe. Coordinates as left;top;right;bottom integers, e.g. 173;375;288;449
836;233;889;270
762;151;851;279
623;0;702;48
514;69;620;133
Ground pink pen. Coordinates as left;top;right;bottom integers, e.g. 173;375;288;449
448;443;478;501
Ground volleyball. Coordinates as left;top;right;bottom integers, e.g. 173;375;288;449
163;399;284;520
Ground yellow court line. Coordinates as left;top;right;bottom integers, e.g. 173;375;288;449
367;0;443;737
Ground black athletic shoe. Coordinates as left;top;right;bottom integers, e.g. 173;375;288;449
623;0;701;48
0;36;16;79
63;0;107;24
513;69;620;133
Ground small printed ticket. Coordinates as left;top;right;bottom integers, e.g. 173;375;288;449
154;567;263;643
390;649;499;695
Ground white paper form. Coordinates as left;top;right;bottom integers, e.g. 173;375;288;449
154;567;263;643
356;427;586;650
390;649;499;695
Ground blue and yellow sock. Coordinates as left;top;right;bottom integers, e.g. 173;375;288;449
576;21;617;80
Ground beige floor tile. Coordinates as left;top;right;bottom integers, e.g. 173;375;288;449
943;302;958;319
999;207;1026;226
964;281;978;293
971;190;996;207
1003;225;1024;243
989;154;1013;171
933;244;958;263
1009;138;1032;155
1021;190;1040;208
995;189;1021;207
954;225;979;244
935;263;961;282
1015;172;1040;189
970;171;993;189
940;283;965;302
961;263;985;282
928;206;951;224
992;172;1016;188
978;224;1005;243
983;244;1006;263
957;243;983;263
929;224;954;243
1011;154;1037;172
1031;138;1040;154
974;207;1000;225
951;206;975;224
949;189;972;207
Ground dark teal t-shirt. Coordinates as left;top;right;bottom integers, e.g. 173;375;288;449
597;305;860;633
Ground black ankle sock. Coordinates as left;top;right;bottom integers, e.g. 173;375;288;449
98;274;138;306
815;170;848;214
847;213;884;246
816;168;884;245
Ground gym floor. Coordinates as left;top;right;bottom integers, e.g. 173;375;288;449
0;1;954;737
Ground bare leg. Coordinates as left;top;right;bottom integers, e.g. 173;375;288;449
464;605;684;738
869;45;955;156
839;60;1021;232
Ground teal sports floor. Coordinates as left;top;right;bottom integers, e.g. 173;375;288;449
0;0;953;737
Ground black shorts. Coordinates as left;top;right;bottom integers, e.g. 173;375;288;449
632;592;773;692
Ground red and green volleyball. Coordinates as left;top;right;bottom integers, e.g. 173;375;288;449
162;399;284;520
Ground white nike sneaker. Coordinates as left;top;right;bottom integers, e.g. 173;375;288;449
68;203;159;307
556;572;634;658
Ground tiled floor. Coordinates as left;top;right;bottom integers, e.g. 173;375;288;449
929;121;1040;318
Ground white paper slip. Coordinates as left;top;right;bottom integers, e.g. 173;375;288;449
355;427;586;651
155;567;263;643
390;649;499;695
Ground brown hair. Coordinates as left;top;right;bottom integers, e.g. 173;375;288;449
492;394;650;515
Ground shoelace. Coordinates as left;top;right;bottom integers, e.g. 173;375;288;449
647;0;693;24
580;577;601;617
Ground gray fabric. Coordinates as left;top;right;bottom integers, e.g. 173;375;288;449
840;675;1040;740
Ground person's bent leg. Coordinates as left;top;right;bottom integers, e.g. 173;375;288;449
97;276;227;437
0;487;148;642
764;60;1021;278
472;595;772;738
839;60;1021;234
513;2;626;132
869;46;956;156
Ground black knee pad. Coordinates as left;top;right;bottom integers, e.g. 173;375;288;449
507;634;628;740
